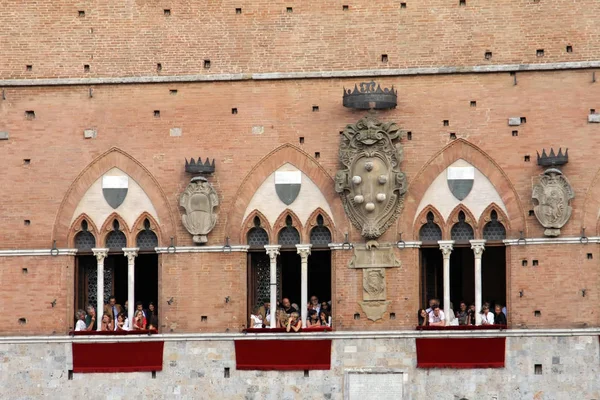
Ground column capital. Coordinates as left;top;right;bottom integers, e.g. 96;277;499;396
470;239;486;258
122;247;139;262
264;245;281;260
91;248;109;262
295;244;312;259
438;240;454;258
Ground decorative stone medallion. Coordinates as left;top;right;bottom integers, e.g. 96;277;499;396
532;168;574;237
363;268;386;301
179;177;219;244
335;115;407;244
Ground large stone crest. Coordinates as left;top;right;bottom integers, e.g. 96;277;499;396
532;168;574;237
335;115;407;243
180;177;219;244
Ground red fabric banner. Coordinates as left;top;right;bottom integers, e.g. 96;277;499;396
72;341;164;373
235;339;331;370
416;325;507;331
416;338;505;368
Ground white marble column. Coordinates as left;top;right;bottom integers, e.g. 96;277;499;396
296;244;312;328
123;248;139;327
264;245;281;328
470;240;486;326
438;240;454;325
92;248;108;331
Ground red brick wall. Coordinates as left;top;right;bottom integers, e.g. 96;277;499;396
1;1;599;79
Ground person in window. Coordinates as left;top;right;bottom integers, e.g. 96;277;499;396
85;305;97;331
250;306;264;328
277;309;288;328
286;312;302;332
257;302;270;327
75;310;87;331
132;310;147;330
115;312;129;331
456;302;469;325
494;304;507;325
446;302;458;326
467;304;476;325
100;313;113;331
280;298;294;315
103;296;122;328
306;310;320;327
308;296;320;315
480;305;494;325
319;310;332;327
147;302;158;328
321;302;330;314
417;309;429;327
428;304;445;326
426;298;440;314
135;301;148;320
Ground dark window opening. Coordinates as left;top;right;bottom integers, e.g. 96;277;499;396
483;210;506;241
278;216;300;247
75;220;96;250
136;219;158;250
450;211;474;242
419;212;442;243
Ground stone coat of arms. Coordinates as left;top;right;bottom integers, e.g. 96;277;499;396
532;168;574;237
180;177;219;244
335;115;407;244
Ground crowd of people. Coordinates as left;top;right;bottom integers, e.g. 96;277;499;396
418;298;507;327
250;295;332;331
74;296;158;332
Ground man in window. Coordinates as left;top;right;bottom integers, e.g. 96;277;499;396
429;304;445;326
308;296;320;315
104;296;122;328
281;298;295;315
426;298;440;314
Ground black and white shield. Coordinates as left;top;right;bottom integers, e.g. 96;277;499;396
275;171;301;205
102;176;128;209
447;166;474;201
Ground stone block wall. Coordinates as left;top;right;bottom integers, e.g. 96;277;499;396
0;335;598;399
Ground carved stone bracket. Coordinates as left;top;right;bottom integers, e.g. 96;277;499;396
359;301;391;322
180;176;219;244
532;168;574;237
335;115;407;242
349;245;401;269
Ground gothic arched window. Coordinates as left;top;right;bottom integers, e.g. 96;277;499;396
310;214;332;247
136;219;158;249
105;219;127;249
419;212;442;242
247;216;269;247
483;210;506;241
451;211;474;242
278;215;300;246
74;220;96;250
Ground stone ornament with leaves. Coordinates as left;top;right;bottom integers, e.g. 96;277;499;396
335;115;407;246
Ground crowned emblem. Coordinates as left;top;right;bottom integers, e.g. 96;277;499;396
179;177;219;244
335;116;407;245
532;168;574;237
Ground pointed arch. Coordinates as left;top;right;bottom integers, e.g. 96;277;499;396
52;147;176;247
447;204;478;241
479;203;510;238
398;139;525;237
224;144;346;244
131;212;162;249
273;209;304;243
68;213;100;248
304;207;336;242
241;210;273;245
99;212;131;248
413;205;446;241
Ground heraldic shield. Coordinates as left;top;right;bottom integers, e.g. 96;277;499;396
335;116;407;240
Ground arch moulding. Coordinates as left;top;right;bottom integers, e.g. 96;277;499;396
225;144;347;243
400;139;525;237
53;147;176;247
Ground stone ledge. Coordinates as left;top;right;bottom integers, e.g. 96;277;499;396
2;328;600;344
155;245;249;254
1;61;600;87
0;249;78;257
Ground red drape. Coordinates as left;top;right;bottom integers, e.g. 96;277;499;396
243;327;332;333
416;338;505;368
416;325;507;331
235;339;331;370
72;341;164;373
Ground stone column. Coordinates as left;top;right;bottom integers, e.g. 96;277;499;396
123;248;139;327
296;244;312;328
438;240;454;325
264;245;281;328
92;248;108;331
470;240;486;326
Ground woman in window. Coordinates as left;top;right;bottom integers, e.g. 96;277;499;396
100;313;113;331
75;310;87;331
417;309;429;327
319;310;332;327
132;310;146;330
250;306;264;328
306;310;320;327
115;312;129;331
286;312;302;332
480;305;494;325
147;302;158;328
